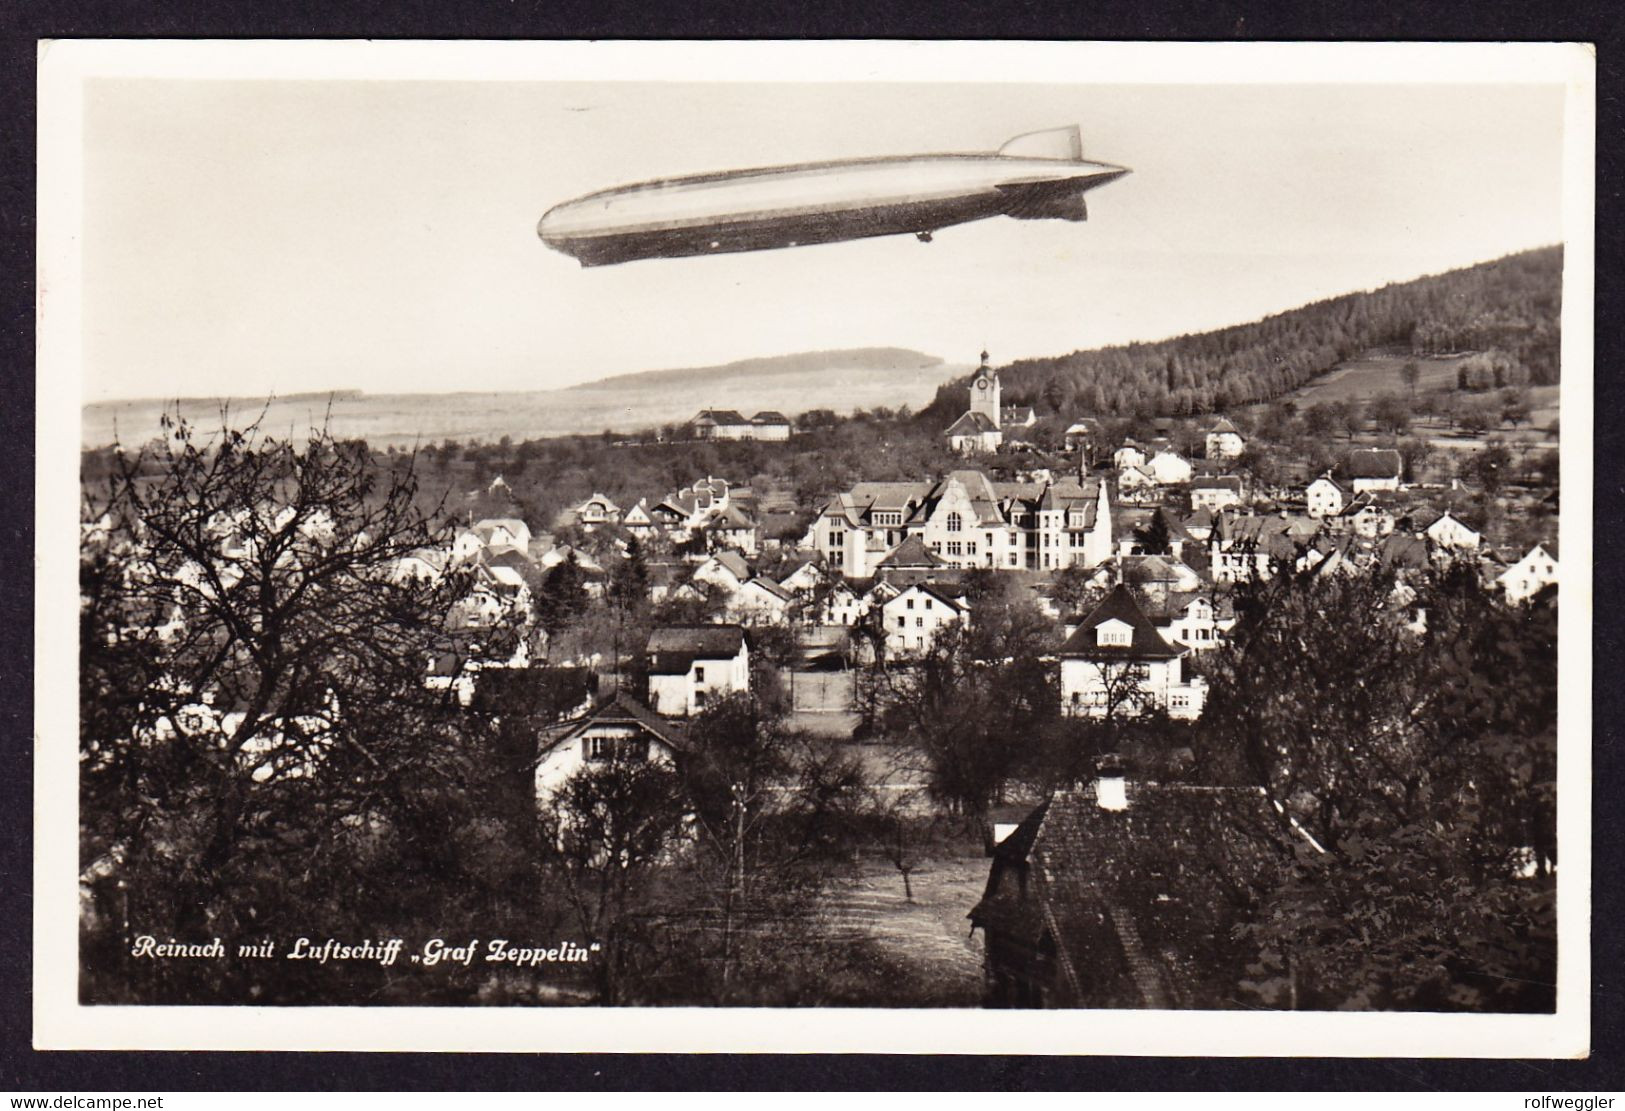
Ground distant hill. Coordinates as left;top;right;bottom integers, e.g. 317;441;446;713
922;246;1562;423
81;347;960;450
570;347;943;392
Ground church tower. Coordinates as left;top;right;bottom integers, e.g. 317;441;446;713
969;349;1001;428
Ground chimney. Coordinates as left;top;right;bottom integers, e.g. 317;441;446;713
1095;754;1128;811
1097;775;1128;811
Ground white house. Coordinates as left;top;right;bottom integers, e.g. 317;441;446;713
1190;475;1243;512
880;583;970;657
569;493;622;530
730;577;794;624
1305;475;1350;519
645;625;750;717
470;517;533;554
1065;419;1101;452
690;550;753;594
1423;510;1482;552
1145;591;1235;653
533;693;684;800
1499;542;1559;605
1113;443;1148;471
1058;585;1206;720
1145;449;1194;486
1205;417;1245;460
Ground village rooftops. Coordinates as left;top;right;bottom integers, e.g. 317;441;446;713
750;411;791;425
645;625;748;675
1059;584;1184;660
969;781;1289;1008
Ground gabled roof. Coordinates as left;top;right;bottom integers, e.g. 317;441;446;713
945;411;999;436
692;409;749;426
1065;418;1102;435
645;625;748;674
1059;585;1184;659
891;581;971;612
1342;449;1403;480
878;535;948;569
1001;405;1036;422
1207;417;1240;434
1192;475;1243;492
544;692;684;754
705;503;757;530
751;410;791;425
1307;473;1349;494
742;576;793;602
969;783;1289;1008
703;550;752;581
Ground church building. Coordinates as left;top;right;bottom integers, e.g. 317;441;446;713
944;351;1005;454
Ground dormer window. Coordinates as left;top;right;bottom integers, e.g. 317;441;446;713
1096;618;1133;647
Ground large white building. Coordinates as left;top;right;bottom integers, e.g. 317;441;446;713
1059;585;1206;720
809;469;1112;578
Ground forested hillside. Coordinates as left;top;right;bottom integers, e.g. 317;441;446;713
923;247;1561;422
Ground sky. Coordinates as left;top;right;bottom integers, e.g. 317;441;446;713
80;76;1568;403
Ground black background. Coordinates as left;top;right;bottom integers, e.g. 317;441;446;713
1;2;1619;1092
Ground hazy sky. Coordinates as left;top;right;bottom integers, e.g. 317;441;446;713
81;78;1567;402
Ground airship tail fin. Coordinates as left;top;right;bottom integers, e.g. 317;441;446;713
997;125;1083;162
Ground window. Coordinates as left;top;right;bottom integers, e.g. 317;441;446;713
1009;552;1019;567
985;532;995;549
946;541;963;557
907;598;915;610
896;616;905;628
924;597;933;609
694;665;706;683
829;529;844;548
694;690;708;709
586;735;650;762
1097;626;1131;646
946;512;963;533
916;617;924;628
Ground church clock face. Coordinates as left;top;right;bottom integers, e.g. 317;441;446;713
975;376;989;391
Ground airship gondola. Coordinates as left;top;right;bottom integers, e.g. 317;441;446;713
537;125;1129;267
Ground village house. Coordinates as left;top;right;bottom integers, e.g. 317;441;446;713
1422;509;1483;552
1113;442;1148;471
703;502;760;556
1064;418;1102;453
1342;448;1404;493
567;493;622;531
1207;513;1310;583
1499;542;1559;605
1001;405;1038;430
1305;474;1350;519
1142;590;1235;653
1190;475;1243;513
1058;585;1207;720
686;550;753;598
810;469;1112;578
1338;493;1399;538
1204;416;1245;460
533;692;684;800
645;625;751;717
880;582;970;657
944;351;1006;455
729;576;795;625
687;409;792;442
969;778;1286;1008
1145;448;1195;486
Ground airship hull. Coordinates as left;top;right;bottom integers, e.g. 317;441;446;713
538;135;1128;266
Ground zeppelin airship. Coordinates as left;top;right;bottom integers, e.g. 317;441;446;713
537;125;1129;267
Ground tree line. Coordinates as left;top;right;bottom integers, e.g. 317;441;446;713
921;246;1561;422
